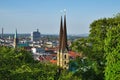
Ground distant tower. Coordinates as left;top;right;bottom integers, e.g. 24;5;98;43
13;29;19;48
57;13;69;69
1;27;3;38
31;29;41;42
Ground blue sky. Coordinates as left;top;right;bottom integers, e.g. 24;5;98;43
0;0;120;34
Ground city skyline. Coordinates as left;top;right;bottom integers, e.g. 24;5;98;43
0;0;120;34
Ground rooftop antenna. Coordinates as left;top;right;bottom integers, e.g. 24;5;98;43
37;29;39;32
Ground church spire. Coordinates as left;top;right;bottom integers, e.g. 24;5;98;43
15;29;17;39
57;10;69;69
14;29;18;48
61;11;68;52
1;27;3;39
59;16;63;52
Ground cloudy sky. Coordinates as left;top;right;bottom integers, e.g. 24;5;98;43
0;0;120;34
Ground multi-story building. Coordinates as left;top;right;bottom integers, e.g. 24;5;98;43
31;29;41;42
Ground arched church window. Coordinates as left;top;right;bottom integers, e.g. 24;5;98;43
64;55;66;59
64;61;66;64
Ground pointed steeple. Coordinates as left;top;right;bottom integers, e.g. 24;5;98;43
64;12;68;49
14;29;18;48
59;16;63;52
14;29;17;39
2;27;3;38
61;12;68;52
57;10;69;69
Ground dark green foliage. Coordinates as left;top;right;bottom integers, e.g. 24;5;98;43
0;47;57;80
71;37;104;80
71;38;92;56
0;47;80;80
70;57;103;80
104;24;120;80
70;13;120;80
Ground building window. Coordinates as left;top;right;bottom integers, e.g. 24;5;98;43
64;55;66;59
64;61;66;64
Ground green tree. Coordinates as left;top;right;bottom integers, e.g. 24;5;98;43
0;47;58;80
104;24;120;80
71;13;120;80
71;38;92;56
0;46;81;80
88;16;120;79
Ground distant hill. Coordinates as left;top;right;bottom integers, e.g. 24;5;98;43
69;33;89;37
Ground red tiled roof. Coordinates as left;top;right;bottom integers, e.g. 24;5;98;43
39;56;44;61
50;60;57;64
45;47;58;51
69;51;81;58
38;51;81;63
